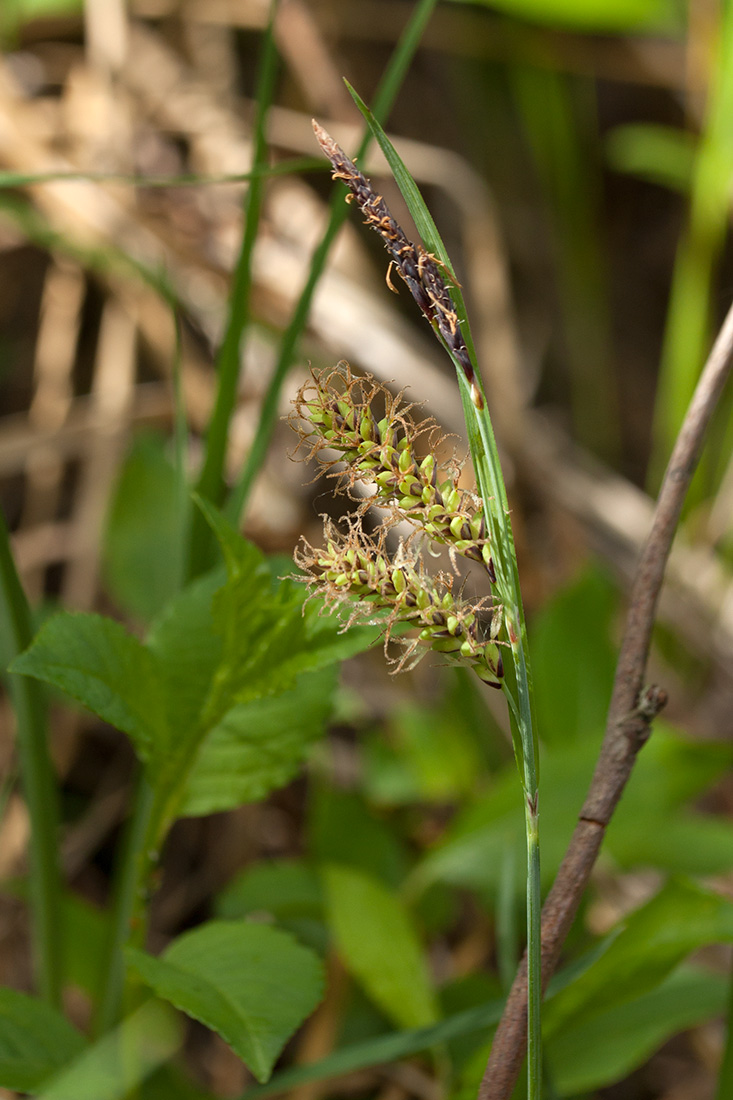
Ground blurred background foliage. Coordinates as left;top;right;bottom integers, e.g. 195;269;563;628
2;0;733;1098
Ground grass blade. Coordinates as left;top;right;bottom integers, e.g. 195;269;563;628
0;508;63;1006
341;87;542;1098
185;1;280;579
240;999;504;1100
226;0;441;524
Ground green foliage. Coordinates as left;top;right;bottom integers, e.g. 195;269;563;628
0;989;85;1092
447;0;675;32
323;865;439;1029
128;922;324;1083
37;1002;182;1100
102;434;184;622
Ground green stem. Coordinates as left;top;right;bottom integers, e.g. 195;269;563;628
186;2;279;580
0;508;63;1006
227;0;440;523
525;791;541;1100
716;955;733;1100
94;774;156;1034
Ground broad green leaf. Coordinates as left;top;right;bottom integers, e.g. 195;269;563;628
180;666;338;816
102;434;183;622
0;988;85;1092
127;921;324;1083
38;1001;181;1100
531;566;616;747
215;860;323;922
323;865;438;1029
215;860;326;954
548;967;728;1094
545;879;733;1037
11;613;167;761
446;0;674;32
145;569;225;749
309;789;409;888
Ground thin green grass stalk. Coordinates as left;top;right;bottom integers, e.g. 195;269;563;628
95;287;187;1035
511;65;618;463
93;777;156;1035
650;5;733;490
0;508;63;1006
716;954;733;1100
226;0;440;524
185;1;279;580
345;89;541;1099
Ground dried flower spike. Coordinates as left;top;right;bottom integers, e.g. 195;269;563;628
291;364;495;577
313;120;484;411
296;520;503;687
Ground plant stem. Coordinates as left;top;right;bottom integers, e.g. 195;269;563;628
0;507;63;1006
94;774;156;1034
478;294;733;1100
185;2;279;580
716;953;733;1100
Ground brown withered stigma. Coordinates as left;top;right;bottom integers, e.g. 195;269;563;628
296;519;503;687
313;121;484;411
290;365;504;688
291;364;495;579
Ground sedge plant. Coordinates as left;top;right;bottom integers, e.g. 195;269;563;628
304;111;541;1098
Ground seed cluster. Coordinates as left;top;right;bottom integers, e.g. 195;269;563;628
292;365;494;577
296;521;503;687
291;366;504;688
313;121;483;410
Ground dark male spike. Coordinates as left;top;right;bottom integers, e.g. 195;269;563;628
313;120;484;410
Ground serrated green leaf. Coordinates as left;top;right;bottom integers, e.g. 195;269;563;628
145;569;225;749
10;613;167;760
38;1001;181;1100
127;922;324;1083
0;987;85;1092
323;865;438;1029
102;434;184;622
180;666;338;816
547;966;727;1094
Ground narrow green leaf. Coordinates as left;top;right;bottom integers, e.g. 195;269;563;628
127;922;324;1083
0;988;85;1092
0;506;63;1005
606;122;696;192
241;999;504;1100
180;665;338;816
445;0;673;32
11;613;167;762
544;879;733;1038
548;967;727;1094
38;1001;181;1100
323;865;438;1029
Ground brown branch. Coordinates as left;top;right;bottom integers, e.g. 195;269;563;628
478;300;733;1100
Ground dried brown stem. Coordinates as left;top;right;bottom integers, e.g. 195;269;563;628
478;300;733;1100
